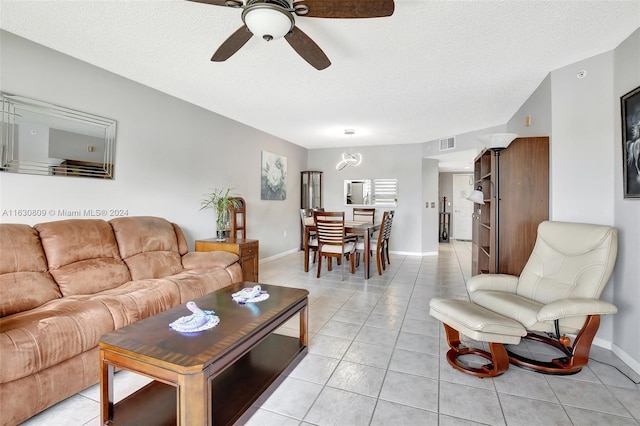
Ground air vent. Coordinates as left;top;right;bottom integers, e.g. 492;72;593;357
439;137;456;151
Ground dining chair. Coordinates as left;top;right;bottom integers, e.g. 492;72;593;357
355;210;391;275
381;210;395;267
300;209;318;265
352;207;376;224
313;211;358;280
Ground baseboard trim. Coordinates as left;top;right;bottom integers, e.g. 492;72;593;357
260;248;299;264
592;337;640;375
611;343;640;376
389;251;438;257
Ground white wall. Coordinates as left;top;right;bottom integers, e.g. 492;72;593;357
507;74;552;138
550;52;616;225
423;124;506;159
422;158;439;254
613;28;640;372
0;30;306;259
550;51;618;350
307;144;427;255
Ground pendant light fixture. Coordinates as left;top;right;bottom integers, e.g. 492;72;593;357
336;129;362;170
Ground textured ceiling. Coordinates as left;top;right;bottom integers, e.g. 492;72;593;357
1;0;639;157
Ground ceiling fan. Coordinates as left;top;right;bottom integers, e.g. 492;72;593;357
186;0;395;70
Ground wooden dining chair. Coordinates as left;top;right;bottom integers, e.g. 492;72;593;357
381;210;395;268
313;211;358;281
352;208;376;224
356;210;391;275
300;209;319;265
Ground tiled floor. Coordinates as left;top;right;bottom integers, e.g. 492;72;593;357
20;241;640;425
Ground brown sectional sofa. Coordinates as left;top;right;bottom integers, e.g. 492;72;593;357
0;216;242;426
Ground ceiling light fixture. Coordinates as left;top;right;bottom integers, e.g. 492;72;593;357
241;0;295;42
336;129;362;170
336;152;362;170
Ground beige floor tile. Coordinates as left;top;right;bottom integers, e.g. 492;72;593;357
19;243;640;426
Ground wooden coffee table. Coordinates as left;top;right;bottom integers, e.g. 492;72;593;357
98;283;308;426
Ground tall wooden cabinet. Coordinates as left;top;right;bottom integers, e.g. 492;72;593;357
471;137;549;276
300;171;323;249
301;171;323;210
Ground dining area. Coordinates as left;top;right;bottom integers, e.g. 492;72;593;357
300;207;395;281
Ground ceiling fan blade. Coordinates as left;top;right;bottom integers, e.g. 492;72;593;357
284;26;331;70
185;0;231;6
293;0;394;18
211;26;253;62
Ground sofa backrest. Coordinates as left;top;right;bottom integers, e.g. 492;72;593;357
35;219;132;296
0;224;62;317
110;216;184;280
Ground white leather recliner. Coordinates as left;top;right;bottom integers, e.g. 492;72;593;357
466;220;618;374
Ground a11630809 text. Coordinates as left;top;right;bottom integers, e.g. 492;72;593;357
1;209;129;218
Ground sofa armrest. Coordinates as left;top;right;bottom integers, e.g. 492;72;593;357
182;251;239;270
537;298;618;321
466;274;519;294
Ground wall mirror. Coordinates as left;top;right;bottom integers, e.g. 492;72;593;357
344;179;398;206
1;92;116;179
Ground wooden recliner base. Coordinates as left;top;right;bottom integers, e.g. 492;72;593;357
443;315;601;377
506;315;601;375
443;323;510;378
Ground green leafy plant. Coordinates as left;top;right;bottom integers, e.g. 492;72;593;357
200;188;241;232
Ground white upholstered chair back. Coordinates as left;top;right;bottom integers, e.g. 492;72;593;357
516;221;618;304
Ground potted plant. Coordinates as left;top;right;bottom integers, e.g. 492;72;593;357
200;188;241;241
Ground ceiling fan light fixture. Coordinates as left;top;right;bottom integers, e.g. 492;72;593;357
242;1;294;41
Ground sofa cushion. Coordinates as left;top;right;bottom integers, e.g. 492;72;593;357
87;278;182;329
165;268;241;302
0;224;62;317
35;219;131;296
110;217;184;280
0;348;100;426
181;251;239;270
0;299;114;383
172;222;189;256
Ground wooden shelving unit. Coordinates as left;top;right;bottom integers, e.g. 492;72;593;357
471;137;549;276
300;171;323;249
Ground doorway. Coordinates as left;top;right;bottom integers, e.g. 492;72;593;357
452;174;474;240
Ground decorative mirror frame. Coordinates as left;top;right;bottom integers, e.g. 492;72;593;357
1;92;117;179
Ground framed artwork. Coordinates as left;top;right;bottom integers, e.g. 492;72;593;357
621;85;640;198
261;150;287;200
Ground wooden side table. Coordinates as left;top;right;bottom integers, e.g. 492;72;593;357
195;238;259;282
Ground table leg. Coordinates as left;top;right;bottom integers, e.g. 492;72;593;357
178;371;208;425
299;303;308;346
364;230;371;279
303;227;310;272
99;349;114;424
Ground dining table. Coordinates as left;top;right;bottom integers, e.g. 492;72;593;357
303;220;381;280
